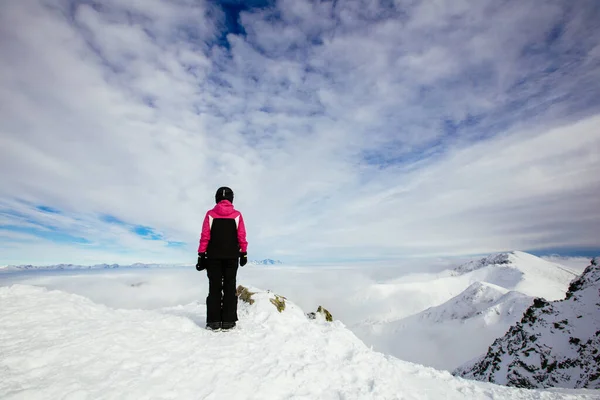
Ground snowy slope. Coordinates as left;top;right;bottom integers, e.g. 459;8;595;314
541;256;596;274
417;281;531;324
0;285;594;399
352;281;533;370
453;251;579;300
344;272;471;325
454;259;600;389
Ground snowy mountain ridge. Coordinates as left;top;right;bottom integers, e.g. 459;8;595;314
452;251;579;301
1;283;595;399
454;258;600;389
454;251;579;277
353;279;535;371
453;252;513;274
416;281;532;324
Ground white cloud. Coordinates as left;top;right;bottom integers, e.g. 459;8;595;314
1;0;599;264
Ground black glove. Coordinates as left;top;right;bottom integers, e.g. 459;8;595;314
239;252;248;267
196;253;207;271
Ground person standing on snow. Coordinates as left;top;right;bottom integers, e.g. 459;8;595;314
196;186;248;330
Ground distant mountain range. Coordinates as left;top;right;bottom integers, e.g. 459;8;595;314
0;263;171;271
249;259;284;265
0;259;284;271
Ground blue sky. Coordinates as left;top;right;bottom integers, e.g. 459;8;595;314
1;0;599;265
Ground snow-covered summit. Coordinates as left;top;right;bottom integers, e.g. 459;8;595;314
453;251;579;300
417;281;531;324
0;284;593;399
454;259;600;389
353;280;534;371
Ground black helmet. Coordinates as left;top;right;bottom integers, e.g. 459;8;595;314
215;186;234;203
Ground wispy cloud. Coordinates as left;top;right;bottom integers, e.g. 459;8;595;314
1;0;599;264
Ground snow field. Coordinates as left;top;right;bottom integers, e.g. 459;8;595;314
457;251;578;301
1;284;596;400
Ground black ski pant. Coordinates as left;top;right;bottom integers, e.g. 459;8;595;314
206;258;238;323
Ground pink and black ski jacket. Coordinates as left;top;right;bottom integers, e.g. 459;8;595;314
198;200;248;259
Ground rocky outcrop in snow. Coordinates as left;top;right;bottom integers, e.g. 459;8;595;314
454;258;600;389
453;253;512;274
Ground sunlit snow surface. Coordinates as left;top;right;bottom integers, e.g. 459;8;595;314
0;283;595;400
0;255;596;399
